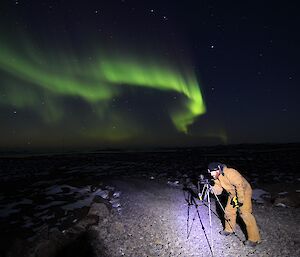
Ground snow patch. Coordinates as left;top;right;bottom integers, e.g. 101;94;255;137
252;189;270;203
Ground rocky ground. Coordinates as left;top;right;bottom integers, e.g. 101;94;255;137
5;177;299;257
1;144;300;256
89;178;300;257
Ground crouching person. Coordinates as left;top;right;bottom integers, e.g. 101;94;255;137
208;162;261;247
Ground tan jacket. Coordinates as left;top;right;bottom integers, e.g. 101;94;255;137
212;167;251;203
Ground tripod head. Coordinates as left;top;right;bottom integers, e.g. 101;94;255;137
198;174;214;186
199;178;212;185
197;174;215;202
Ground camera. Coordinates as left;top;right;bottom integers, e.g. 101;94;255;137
198;174;213;185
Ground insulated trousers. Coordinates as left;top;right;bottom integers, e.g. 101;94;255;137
224;187;261;242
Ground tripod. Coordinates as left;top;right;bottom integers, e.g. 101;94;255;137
185;180;242;257
198;181;242;240
185;186;214;256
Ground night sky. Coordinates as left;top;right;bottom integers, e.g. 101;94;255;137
0;0;299;149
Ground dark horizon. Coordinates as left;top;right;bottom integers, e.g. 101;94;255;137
1;142;299;157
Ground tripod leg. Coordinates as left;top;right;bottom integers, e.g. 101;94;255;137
187;209;197;239
210;188;243;242
185;191;192;238
212;191;226;213
191;197;214;257
207;188;214;256
200;184;206;201
187;200;190;238
185;189;198;239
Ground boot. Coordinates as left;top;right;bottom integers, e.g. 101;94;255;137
244;240;260;247
219;230;233;236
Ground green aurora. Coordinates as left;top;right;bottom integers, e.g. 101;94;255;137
0;39;206;146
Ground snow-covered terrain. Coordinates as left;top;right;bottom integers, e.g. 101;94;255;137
0;144;299;256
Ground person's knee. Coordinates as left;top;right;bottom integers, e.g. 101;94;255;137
225;211;236;219
239;211;253;221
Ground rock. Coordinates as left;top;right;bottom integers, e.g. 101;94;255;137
88;202;110;218
113;191;121;198
273;192;300;207
98;227;108;239
48;228;64;241
109;221;126;235
275;202;287;208
75;214;99;229
35;224;49;240
97;189;110;199
167;180;180;187
110;198;121;208
32;240;57;257
278;191;289;195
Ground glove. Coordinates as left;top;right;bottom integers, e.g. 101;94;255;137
231;196;243;208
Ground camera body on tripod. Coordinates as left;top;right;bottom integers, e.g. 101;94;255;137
199;178;211;185
197;174;214;201
198;174;214;186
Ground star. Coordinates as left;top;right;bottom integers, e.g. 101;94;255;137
210;45;214;49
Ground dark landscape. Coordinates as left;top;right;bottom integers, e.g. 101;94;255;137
1;1;299;256
0;143;299;257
